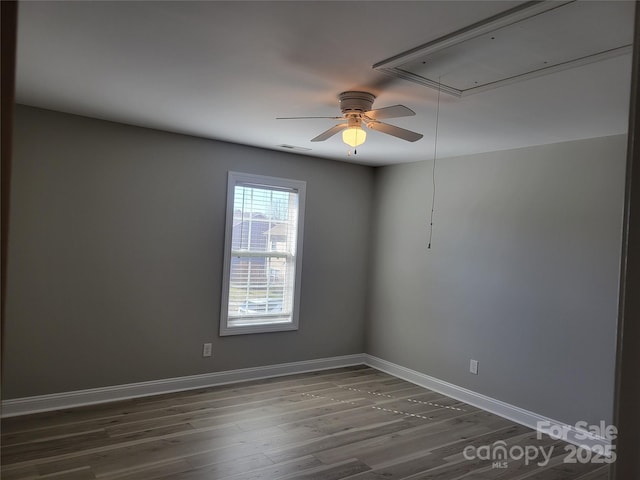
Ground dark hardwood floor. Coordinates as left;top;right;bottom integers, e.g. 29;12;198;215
0;366;610;479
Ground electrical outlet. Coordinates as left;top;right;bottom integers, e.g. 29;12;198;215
203;343;212;357
470;359;479;375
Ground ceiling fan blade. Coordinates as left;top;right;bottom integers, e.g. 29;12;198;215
276;116;344;120
368;121;423;142
365;105;415;120
311;124;347;142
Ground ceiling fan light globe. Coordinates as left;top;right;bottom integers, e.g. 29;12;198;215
342;127;366;147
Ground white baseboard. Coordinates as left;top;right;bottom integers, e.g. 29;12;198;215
0;354;366;418
1;352;612;454
363;354;612;452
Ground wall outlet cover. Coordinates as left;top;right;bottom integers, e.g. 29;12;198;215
470;359;479;375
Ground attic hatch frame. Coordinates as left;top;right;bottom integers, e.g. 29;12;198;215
373;0;633;98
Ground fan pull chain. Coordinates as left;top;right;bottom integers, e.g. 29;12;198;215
428;77;442;250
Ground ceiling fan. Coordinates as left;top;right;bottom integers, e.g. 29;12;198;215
277;91;423;148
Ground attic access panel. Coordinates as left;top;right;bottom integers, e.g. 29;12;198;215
373;0;634;97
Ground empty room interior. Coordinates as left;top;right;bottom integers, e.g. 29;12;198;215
1;1;638;479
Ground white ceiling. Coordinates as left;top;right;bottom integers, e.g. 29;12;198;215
15;1;634;166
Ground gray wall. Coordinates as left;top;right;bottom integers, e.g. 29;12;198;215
3;105;374;399
4;105;627;430
367;135;627;426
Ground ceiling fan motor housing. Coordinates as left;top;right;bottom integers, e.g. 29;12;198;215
338;91;375;115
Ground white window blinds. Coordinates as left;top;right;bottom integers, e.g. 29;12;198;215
220;172;306;335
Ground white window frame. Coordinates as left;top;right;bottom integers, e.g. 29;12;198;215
220;172;306;336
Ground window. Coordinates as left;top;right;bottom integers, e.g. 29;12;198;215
220;172;306;335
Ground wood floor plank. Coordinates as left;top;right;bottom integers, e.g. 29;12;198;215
5;387;324;445
338;426;534;480
0;464;39;480
279;458;371;480
99;458;194;480
40;466;96;479
233;396;367;432
1;367;368;435
350;430;526;480
0;367;609;480
264;417;430;465
214;454;324;480
511;460;611;480
1;429;110;463
313;410;486;466
572;466;612;480
396;433;562;480
32;423;305;477
147;452;276;480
